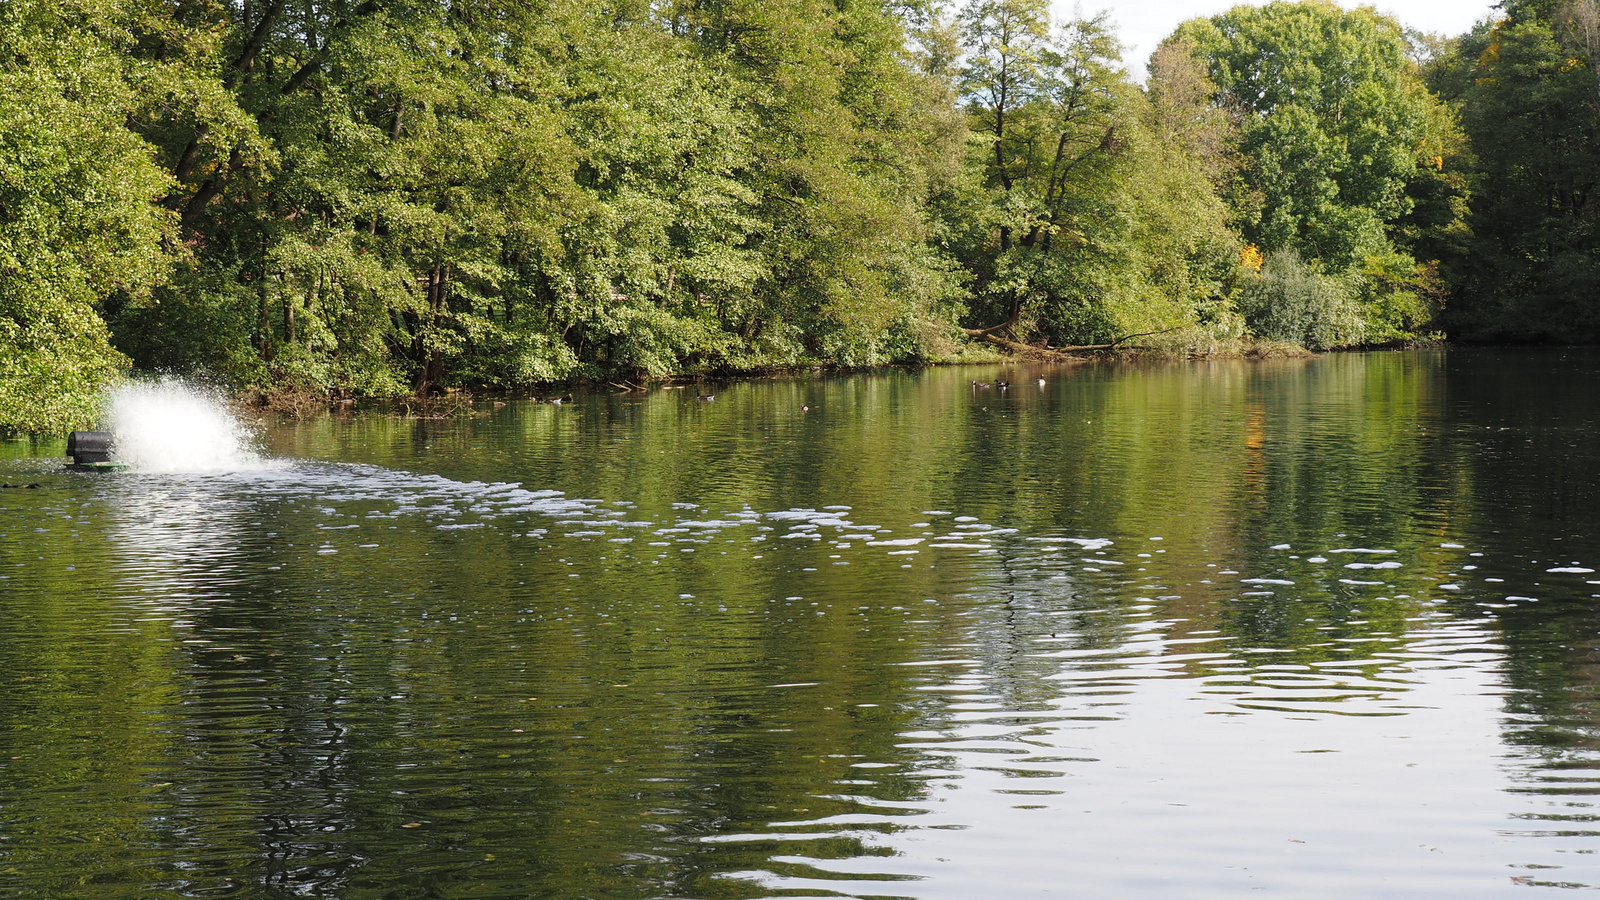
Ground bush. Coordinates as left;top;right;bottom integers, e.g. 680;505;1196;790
1235;250;1365;350
1355;252;1441;344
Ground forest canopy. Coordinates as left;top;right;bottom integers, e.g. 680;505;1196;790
0;0;1592;433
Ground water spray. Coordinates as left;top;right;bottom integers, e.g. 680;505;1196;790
66;379;269;474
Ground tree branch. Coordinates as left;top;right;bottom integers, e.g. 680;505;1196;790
174;0;287;183
281;1;379;97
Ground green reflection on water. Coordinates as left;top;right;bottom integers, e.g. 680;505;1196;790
3;350;1600;897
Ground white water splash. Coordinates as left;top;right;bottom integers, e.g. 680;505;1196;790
104;380;269;473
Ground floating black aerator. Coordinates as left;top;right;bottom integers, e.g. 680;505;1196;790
67;431;119;469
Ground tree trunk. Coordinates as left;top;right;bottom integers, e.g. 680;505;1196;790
258;277;274;361
415;263;447;394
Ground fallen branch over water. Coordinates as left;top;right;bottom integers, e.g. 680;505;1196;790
962;330;1063;356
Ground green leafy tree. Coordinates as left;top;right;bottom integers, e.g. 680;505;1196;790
1136;38;1248;336
959;0;1050;247
953;7;1238;347
0;0;175;433
115;1;588;393
106;0;966;392
1433;5;1600;339
1171;0;1464;344
650;0;969;367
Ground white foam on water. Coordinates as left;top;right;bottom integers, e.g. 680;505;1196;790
105;380;269;473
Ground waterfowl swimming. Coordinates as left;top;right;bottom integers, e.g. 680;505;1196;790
697;394;715;402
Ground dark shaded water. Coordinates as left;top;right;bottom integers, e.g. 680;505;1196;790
3;350;1600;897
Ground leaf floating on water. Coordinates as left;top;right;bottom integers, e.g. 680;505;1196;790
401;822;422;829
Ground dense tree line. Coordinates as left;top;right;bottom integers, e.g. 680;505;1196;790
0;0;1592;432
1426;0;1600;341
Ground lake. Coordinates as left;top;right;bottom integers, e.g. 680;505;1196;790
3;350;1600;897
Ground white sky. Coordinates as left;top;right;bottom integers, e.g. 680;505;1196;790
1064;0;1505;79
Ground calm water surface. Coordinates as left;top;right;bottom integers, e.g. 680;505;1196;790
3;350;1600;897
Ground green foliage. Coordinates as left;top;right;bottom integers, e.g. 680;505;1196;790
1235;249;1365;350
1173;1;1433;262
1353;251;1442;344
1168;1;1465;344
1433;7;1600;340
951;6;1239;347
8;0;1600;427
0;0;173;432
111;265;266;385
90;0;968;402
